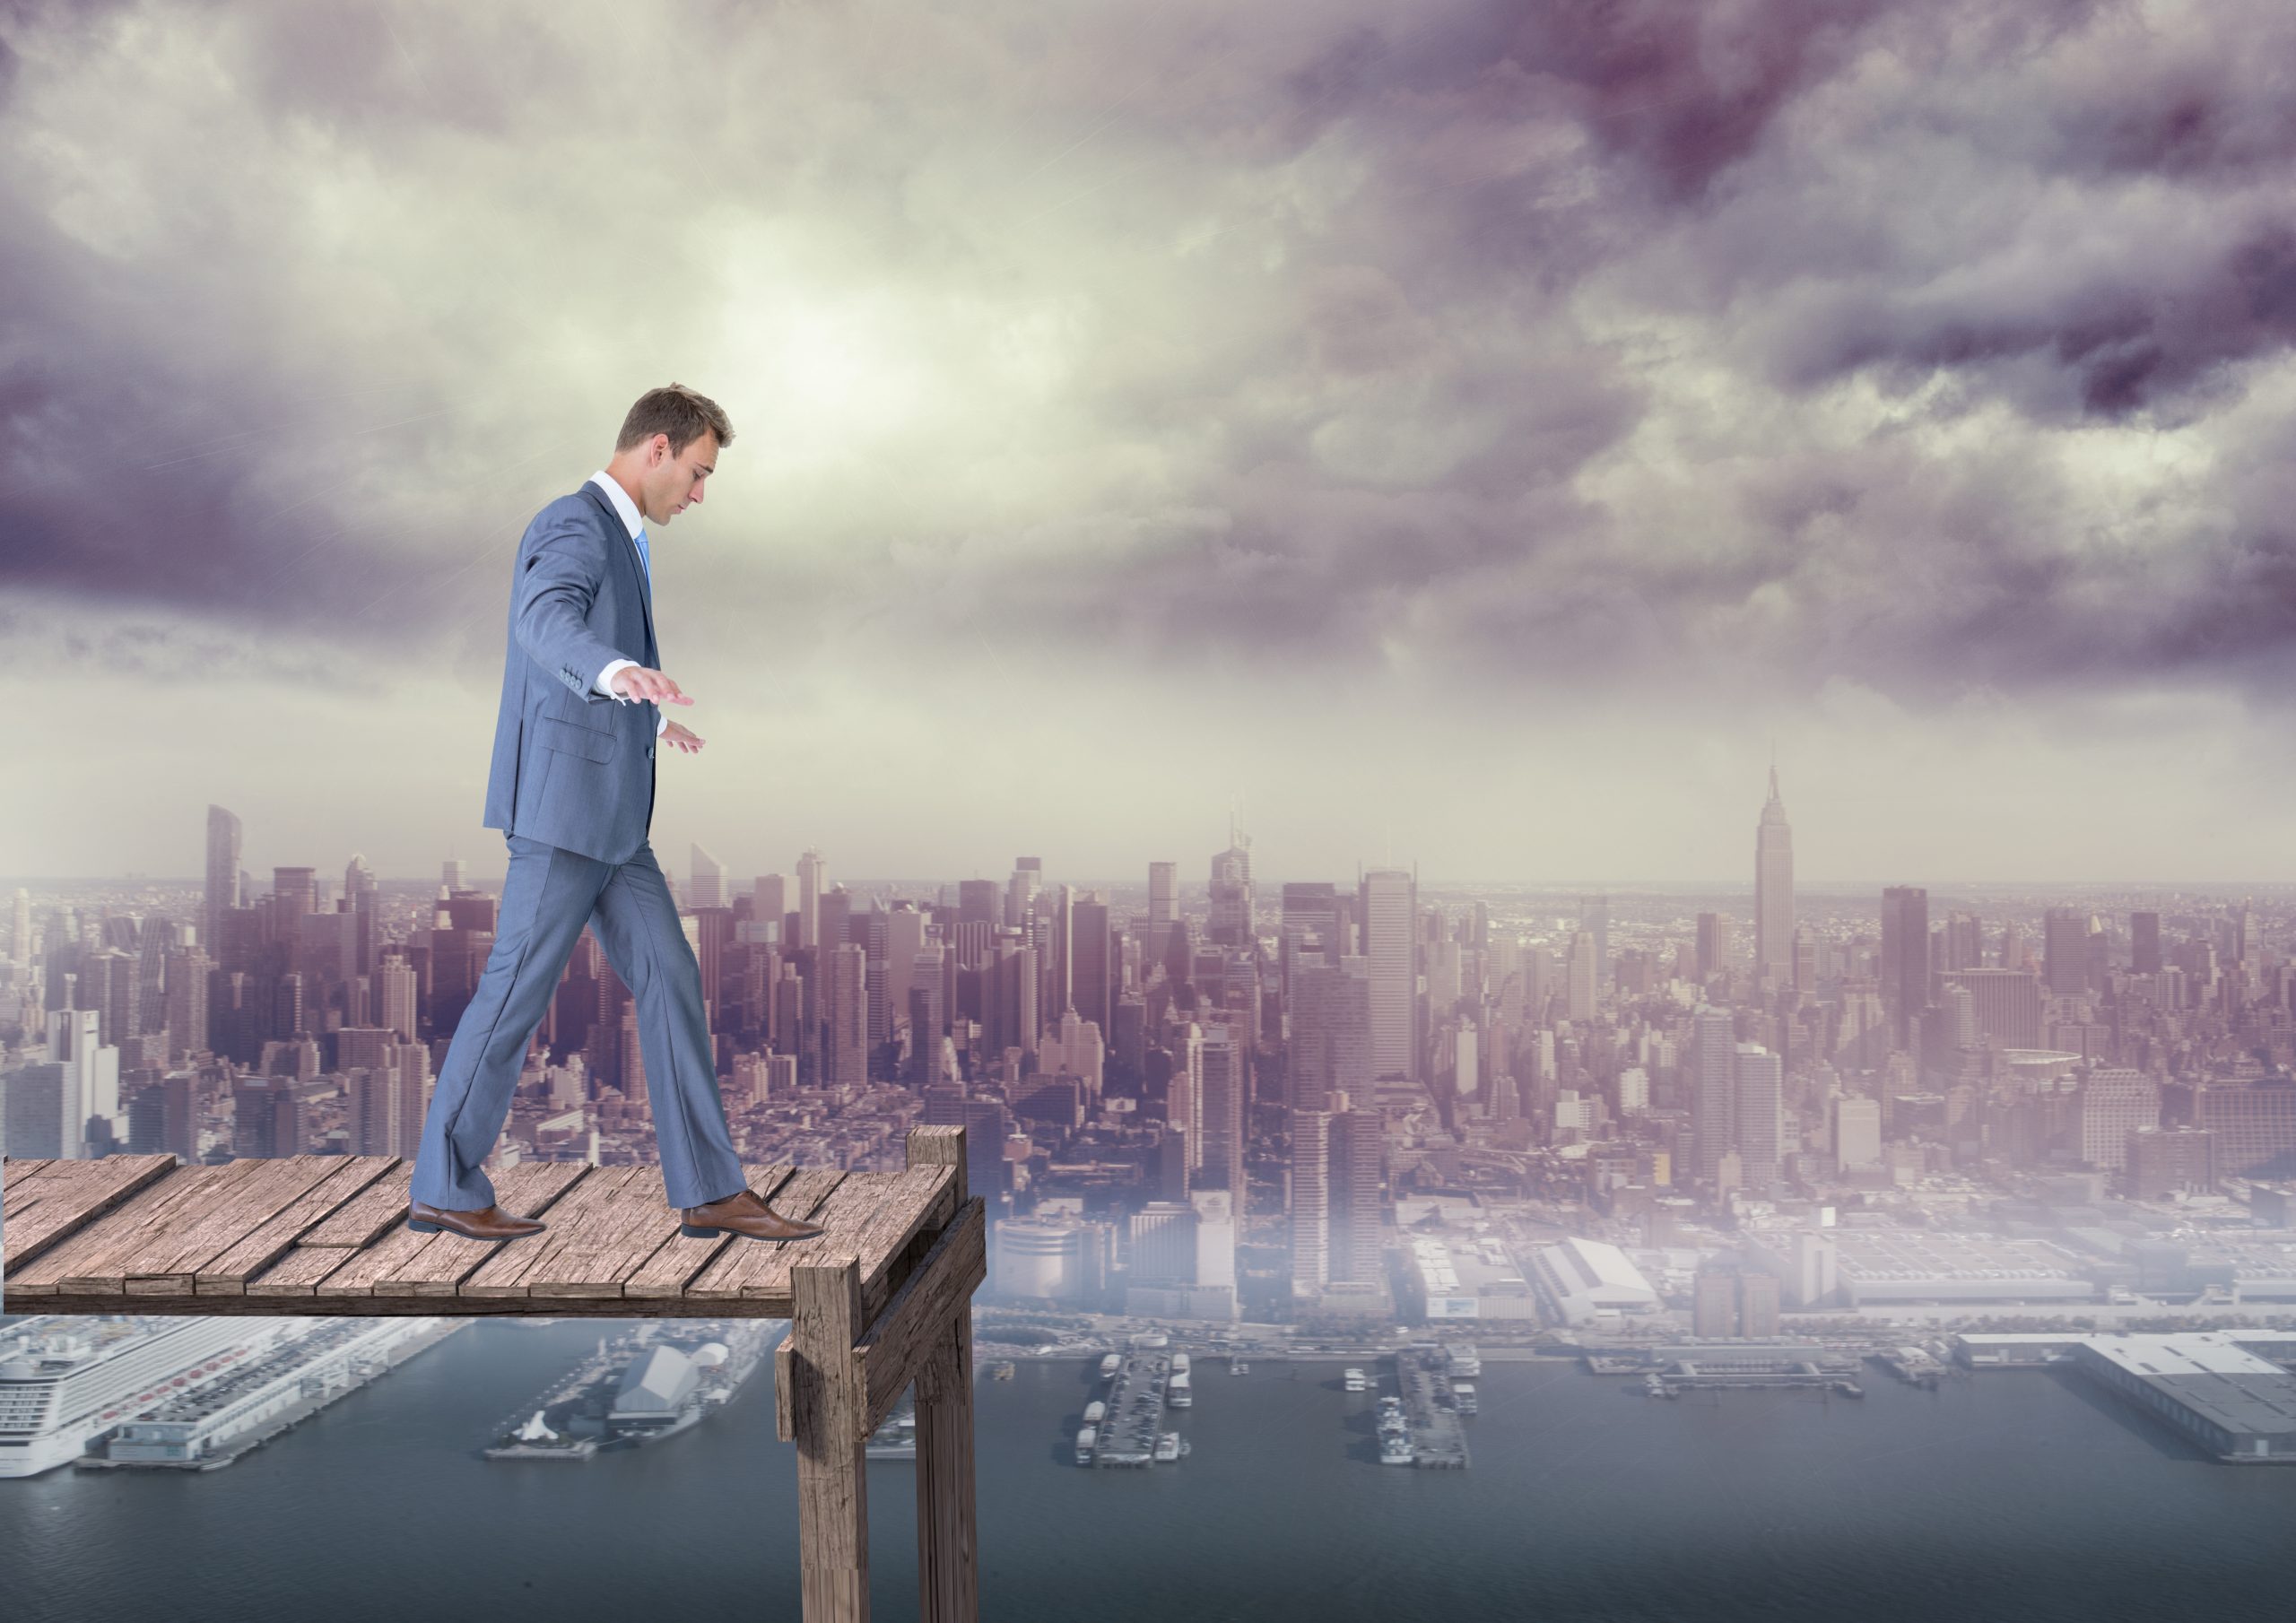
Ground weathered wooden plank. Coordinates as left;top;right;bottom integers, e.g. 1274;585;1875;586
854;1167;957;1320
3;1156;57;1190
297;1160;420;1247
242;1239;366;1298
618;1161;802;1301
461;1164;651;1298
692;1168;934;1307
793;1254;871;1623
124;1157;355;1294
678;1167;849;1303
11;1159;263;1296
195;1156;402;1294
914;1294;980;1623
856;1198;986;1437
531;1164;803;1300
1;1155;178;1280
317;1161;591;1298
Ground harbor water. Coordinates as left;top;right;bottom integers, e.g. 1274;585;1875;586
3;1320;2293;1622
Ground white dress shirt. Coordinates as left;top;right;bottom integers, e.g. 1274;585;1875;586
584;470;669;736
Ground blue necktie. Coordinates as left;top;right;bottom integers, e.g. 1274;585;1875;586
633;527;650;586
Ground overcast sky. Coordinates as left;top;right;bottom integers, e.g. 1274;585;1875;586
5;0;2296;888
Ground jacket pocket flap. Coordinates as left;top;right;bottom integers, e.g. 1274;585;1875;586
537;716;618;763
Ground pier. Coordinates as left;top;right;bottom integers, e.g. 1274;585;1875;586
1086;1350;1172;1467
1393;1347;1469;1469
4;1124;987;1622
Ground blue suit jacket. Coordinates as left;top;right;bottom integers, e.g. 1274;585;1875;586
480;482;660;864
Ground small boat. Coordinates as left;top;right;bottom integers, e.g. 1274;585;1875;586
1231;1359;1249;1376
1153;1430;1182;1462
1099;1353;1120;1382
1834;1381;1866;1399
1344;1367;1368;1392
991;1361;1015;1381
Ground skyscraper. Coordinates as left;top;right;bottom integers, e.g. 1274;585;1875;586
1148;862;1177;924
1326;1096;1384;1285
796;849;826;949
1199;1021;1245;1193
1007;856;1041;932
1358;869;1418;1082
204;804;241;951
1880;886;1929;1051
1734;1042;1783;1186
2043;906;2089;995
1072;894;1112;1037
1754;766;1794;985
1289;1107;1331;1292
1209;819;1253;947
2130;910;2162;976
689;843;726;909
1579;893;1610;985
1689;1005;1736;1182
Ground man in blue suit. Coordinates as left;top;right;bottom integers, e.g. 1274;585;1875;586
406;383;822;1245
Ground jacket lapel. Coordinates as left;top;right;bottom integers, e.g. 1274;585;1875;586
579;482;656;657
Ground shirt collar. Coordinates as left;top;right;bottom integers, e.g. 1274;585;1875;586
586;471;644;540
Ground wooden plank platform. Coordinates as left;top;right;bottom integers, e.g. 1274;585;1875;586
3;1125;984;1623
4;1148;955;1320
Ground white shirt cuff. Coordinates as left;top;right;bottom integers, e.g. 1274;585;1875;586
596;657;638;700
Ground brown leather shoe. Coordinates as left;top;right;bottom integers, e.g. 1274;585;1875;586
406;1199;546;1243
679;1187;824;1242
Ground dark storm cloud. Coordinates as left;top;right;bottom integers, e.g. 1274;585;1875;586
6;0;2296;723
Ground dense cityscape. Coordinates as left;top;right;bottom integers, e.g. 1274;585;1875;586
7;771;2296;1340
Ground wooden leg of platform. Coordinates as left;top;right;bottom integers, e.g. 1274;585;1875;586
913;1295;979;1623
793;1254;870;1623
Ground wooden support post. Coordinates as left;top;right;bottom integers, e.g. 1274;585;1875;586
792;1252;870;1623
906;1126;979;1623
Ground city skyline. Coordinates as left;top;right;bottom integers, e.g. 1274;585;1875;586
11;4;2296;880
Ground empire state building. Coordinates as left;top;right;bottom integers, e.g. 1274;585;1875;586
1754;766;1794;985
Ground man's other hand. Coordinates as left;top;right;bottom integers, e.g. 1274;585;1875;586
664;720;704;754
609;664;695;707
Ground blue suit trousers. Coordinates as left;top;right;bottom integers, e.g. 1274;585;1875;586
408;831;749;1211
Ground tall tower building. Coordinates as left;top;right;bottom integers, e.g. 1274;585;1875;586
2130;910;2162;976
1006;857;1041;933
1695;912;1731;981
1072;894;1112;1037
1689;1005;1736;1182
1326;1097;1385;1285
1734;1042;1784;1187
1147;862;1177;925
2042;907;2089;995
754;873;791;940
1579;893;1610;985
204;804;241;951
1289;1108;1331;1293
1880;887;1930;1052
1199;1021;1245;1193
796;850;826;950
1358;869;1418;1082
1209;818;1253;947
1754;765;1794;985
690;844;726;909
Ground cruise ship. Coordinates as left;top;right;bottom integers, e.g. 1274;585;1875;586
0;1316;260;1479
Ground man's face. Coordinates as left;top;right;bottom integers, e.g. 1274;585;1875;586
642;430;718;525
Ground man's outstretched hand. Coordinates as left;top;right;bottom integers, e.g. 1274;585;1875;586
664;720;704;754
609;664;695;707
